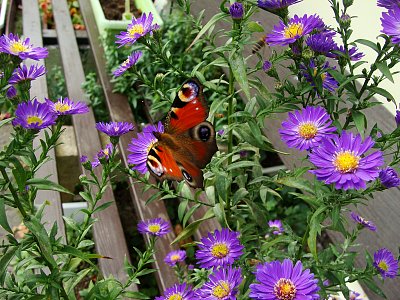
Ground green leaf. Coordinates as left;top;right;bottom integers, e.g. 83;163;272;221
65;268;91;296
171;209;215;244
26;178;73;194
0;198;12;233
307;206;327;260
0;247;17;285
123;291;150;299
0;117;13;128
56;245;107;267
275;176;314;195
93;201;113;214
178;199;188;222
352;110;367;138
186;12;226;51
247;21;264;32
24;216;58;268
227;161;260;171
230;50;251;100
360;279;386;298
355;39;379;53
368;86;395;100
376;61;394;83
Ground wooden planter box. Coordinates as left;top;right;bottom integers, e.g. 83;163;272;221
89;0;163;35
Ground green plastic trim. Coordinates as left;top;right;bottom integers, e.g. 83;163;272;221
89;0;163;35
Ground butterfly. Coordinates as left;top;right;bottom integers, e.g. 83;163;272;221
146;78;218;188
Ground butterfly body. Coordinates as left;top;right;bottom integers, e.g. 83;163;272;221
146;79;217;188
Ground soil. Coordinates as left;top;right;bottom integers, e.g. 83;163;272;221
99;0;142;20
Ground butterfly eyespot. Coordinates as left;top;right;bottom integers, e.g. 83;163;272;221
182;170;193;182
147;155;164;177
198;126;211;141
178;81;199;103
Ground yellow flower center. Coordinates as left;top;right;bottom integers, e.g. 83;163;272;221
26;115;43;126
103;149;109;156
167;294;182;300
148;224;160;233
274;278;297;300
333;151;360;173
212;281;230;298
211;243;229;258
54;102;71;113
284;23;304;39
378;261;389;271
298;122;318;139
128;24;144;37
170;254;181;262
10;41;28;54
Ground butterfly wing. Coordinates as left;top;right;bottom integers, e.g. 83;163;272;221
147;79;217;188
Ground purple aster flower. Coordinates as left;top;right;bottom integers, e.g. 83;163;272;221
155;283;194;300
137;218;170;236
6;86;17;99
8;64;46;84
80;155;88;163
12;99;57;130
350;212;377;231
306;31;338;57
217;129;225;136
113;51;143;77
309;131;384;190
91;143;113;168
379;167;400;188
263;60;272;72
266;14;325;46
0;33;48;60
195;228;244;269
164;250;187;267
396;110;400;126
196;266;243;299
279;106;336;151
96;121;134;137
115;13;159;47
334;45;364;61
46;97;89;116
268;219;284;235
373;248;399;278
378;0;400;9
249;259;320;299
258;0;302;11
127;121;164;174
301;60;338;92
229;2;244;20
381;7;400;44
350;290;362;300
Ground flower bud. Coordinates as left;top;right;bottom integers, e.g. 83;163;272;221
229;2;244;20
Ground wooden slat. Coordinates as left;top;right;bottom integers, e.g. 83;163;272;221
51;0;132;285
22;0;65;241
78;0;179;290
188;2;400;298
5;0;17;35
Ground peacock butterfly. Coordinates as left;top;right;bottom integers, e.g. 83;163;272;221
146;78;218;188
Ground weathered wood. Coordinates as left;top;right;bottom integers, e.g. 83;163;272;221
42;29;88;46
5;0;17;35
51;0;133;286
78;0;179;290
189;2;400;298
22;0;65;241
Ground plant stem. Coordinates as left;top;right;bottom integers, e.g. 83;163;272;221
226;66;235;224
0;167;27;218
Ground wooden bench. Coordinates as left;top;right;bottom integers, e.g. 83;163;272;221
18;0;222;294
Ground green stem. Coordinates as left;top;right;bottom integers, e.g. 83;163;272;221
226;66;235;223
0;168;27;218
